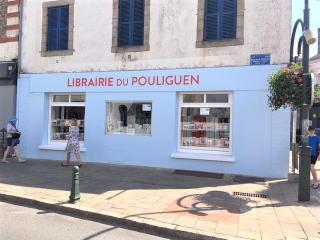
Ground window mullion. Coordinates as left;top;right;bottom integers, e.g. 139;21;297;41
129;0;135;45
218;0;223;40
56;7;61;50
204;0;208;40
233;0;237;37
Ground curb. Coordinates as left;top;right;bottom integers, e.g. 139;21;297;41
0;193;225;240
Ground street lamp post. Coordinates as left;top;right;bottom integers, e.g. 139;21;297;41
290;0;316;202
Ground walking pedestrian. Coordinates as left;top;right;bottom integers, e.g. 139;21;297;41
1;116;26;163
61;119;82;167
308;126;319;189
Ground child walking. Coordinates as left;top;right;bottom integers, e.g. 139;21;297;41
308;126;319;189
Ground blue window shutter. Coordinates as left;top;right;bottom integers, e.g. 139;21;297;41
204;0;219;41
59;6;69;50
132;0;144;45
118;0;144;47
119;0;131;46
47;5;69;51
204;0;237;41
47;7;58;51
221;0;237;39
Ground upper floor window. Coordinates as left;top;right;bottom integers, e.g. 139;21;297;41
118;0;144;47
196;0;244;48
47;5;69;51
41;0;74;57
204;0;237;41
111;0;150;53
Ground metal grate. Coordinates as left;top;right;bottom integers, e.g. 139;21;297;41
233;175;265;183
233;191;268;199
173;170;224;179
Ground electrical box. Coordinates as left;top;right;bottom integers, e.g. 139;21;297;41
0;61;17;80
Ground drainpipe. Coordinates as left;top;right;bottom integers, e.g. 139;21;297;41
16;0;24;127
318;28;320;55
17;0;23;75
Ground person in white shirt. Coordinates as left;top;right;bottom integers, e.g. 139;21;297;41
1;116;26;163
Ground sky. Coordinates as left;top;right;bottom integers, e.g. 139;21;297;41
293;0;320;57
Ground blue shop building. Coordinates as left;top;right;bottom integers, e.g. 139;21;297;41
16;0;291;178
17;65;290;178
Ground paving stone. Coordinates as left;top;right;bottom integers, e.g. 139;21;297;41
0;159;319;240
238;229;262;239
261;233;285;240
282;230;307;239
302;227;320;238
284;237;307;240
279;222;303;232
295;216;319;224
212;232;237;240
215;223;238;237
194;220;217;232
238;223;261;233
174;215;198;228
308;237;320;240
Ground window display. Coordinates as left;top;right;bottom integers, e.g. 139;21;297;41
107;102;152;135
50;94;85;142
180;93;231;151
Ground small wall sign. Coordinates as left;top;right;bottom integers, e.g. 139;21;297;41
142;104;152;112
200;108;210;116
250;54;271;65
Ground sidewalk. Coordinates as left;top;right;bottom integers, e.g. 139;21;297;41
0;159;319;240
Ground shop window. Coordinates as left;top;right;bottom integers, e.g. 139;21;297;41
106;102;152;135
179;93;231;152
49;94;85;142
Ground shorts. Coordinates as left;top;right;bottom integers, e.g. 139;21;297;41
7;138;20;148
311;156;318;165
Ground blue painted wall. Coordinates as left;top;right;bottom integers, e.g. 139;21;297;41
16;65;290;178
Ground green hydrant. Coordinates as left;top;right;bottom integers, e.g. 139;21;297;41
69;166;80;203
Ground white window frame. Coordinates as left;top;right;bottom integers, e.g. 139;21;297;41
105;101;153;136
48;93;85;145
178;92;233;155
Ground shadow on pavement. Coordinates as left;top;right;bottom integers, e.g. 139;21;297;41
0;159;245;194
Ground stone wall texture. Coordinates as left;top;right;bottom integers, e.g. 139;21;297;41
21;0;292;73
0;0;7;37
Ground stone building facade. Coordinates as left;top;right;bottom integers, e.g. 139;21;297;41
0;0;7;37
17;0;292;178
0;0;20;128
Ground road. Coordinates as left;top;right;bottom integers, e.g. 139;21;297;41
0;201;170;240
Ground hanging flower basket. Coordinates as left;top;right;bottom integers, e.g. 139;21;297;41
268;64;303;111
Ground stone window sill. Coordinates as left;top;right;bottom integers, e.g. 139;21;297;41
38;144;86;152
41;49;74;57
196;38;244;48
171;152;235;162
111;44;150;53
